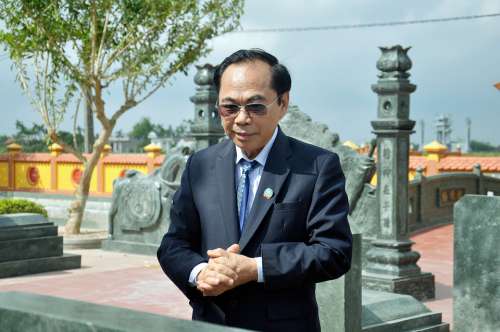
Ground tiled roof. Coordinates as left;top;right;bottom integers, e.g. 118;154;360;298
13;153;52;163
56;154;91;163
439;156;500;172
409;156;428;170
154;155;165;165
102;154;150;165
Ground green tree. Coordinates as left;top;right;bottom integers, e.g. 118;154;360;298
470;140;500;152
0;0;243;234
130;117;155;149
14;121;48;152
10;121;84;152
0;135;9;153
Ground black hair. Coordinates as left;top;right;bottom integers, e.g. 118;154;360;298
213;49;291;103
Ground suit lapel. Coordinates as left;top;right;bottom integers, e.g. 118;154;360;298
215;141;240;245
239;129;292;252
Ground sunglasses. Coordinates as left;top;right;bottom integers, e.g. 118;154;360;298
217;95;281;118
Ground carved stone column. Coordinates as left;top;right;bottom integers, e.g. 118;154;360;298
189;64;225;150
362;46;435;300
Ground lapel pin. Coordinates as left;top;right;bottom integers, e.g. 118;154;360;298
263;188;274;200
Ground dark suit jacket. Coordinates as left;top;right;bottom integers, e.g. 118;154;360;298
157;129;352;331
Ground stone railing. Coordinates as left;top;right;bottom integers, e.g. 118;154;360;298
407;165;500;233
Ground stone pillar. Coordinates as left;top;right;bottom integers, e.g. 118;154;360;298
189;64;225;151
362;45;435;301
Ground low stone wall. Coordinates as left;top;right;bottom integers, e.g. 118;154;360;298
408;171;500;233
1;191;111;229
0;292;246;332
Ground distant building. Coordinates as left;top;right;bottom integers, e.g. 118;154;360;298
435;114;452;149
109;136;140;153
148;131;176;154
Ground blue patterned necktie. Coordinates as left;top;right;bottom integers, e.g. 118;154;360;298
237;160;258;232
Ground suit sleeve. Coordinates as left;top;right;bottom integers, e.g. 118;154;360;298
261;153;352;289
157;155;206;300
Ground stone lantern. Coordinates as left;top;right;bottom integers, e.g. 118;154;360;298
362;46;435;301
189;64;225;150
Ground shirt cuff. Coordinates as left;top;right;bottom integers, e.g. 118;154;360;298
189;262;208;286
255;257;264;283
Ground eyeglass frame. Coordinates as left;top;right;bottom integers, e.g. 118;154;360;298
216;94;282;118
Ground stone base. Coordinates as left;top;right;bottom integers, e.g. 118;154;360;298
362;289;449;332
0;254;81;278
101;239;158;256
0;292;235;332
362;272;435;301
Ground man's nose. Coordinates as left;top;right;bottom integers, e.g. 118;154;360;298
234;108;251;125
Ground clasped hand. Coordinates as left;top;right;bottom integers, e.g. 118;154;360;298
196;244;257;296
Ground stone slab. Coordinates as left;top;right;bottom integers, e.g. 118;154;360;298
362;289;449;332
0;236;63;263
362;271;435;301
0;213;51;228
0;253;81;278
0;291;247;332
317;233;361;332
0;224;57;241
102;239;158;256
453;195;500;332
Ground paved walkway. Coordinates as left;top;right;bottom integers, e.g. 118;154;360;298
413;224;454;329
0;225;454;327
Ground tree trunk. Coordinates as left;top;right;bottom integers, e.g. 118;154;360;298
65;128;112;234
83;90;95;153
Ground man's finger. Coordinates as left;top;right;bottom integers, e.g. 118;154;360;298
212;256;238;270
226;243;240;253
205;274;234;287
207;262;238;280
207;248;227;258
197;281;214;292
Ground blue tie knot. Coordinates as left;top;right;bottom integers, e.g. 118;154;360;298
240;160;258;174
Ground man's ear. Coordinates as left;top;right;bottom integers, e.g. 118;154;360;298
279;92;290;119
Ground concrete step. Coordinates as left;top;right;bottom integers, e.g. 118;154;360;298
0;253;81;278
0;236;63;263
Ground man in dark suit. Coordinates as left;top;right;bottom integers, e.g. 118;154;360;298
157;49;352;331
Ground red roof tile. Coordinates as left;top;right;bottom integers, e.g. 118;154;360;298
14;153;52;163
438;156;500;172
409;156;428;170
102;154;150;165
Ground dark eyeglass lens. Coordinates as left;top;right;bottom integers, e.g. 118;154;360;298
219;105;239;116
245;104;267;115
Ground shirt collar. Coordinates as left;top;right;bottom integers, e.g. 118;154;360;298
235;127;278;167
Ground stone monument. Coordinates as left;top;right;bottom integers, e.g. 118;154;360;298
362;46;435;300
453;195;500;332
0;213;81;278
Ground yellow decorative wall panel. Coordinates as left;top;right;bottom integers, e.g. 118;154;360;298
57;163;98;192
104;164;148;193
14;162;51;190
0;162;9;187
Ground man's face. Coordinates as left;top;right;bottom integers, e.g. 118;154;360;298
218;60;289;159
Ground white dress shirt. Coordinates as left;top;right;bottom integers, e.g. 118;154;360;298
189;127;279;286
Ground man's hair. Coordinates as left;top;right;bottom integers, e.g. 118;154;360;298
213;49;291;102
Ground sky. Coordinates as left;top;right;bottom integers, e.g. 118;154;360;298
1;0;500;146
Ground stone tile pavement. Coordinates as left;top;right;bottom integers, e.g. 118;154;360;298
413;224;454;330
0;225;454;327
